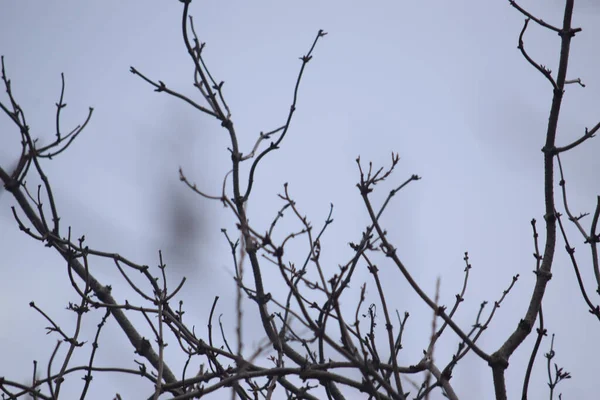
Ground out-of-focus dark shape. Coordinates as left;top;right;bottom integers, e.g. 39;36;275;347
160;181;209;272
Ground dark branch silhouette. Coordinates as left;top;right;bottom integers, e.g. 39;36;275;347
0;1;597;399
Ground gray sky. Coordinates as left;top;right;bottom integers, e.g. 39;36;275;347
1;1;599;399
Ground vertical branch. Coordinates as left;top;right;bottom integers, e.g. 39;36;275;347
153;252;167;399
491;1;578;399
364;255;404;397
521;219;547;400
424;277;441;400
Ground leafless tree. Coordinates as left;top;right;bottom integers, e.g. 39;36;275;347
0;1;598;399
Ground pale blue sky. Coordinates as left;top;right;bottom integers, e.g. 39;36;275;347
1;1;600;399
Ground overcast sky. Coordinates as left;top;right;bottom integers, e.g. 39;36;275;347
1;1;600;399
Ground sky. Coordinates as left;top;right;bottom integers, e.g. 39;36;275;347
1;1;600;399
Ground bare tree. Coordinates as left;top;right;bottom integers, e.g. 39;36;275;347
0;1;598;399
